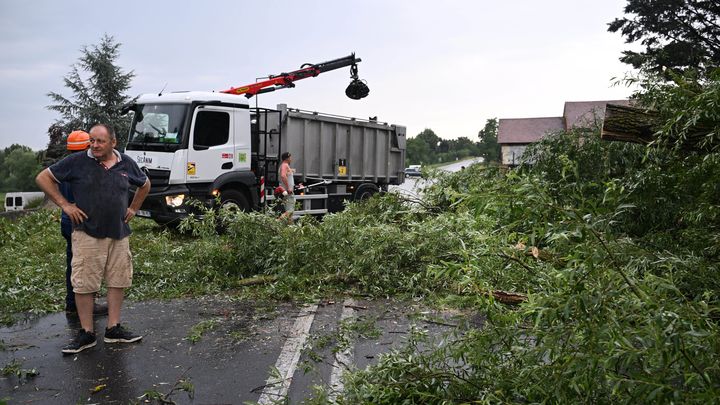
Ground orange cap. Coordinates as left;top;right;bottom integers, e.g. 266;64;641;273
67;130;90;151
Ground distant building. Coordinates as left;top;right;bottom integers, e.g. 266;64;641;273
498;117;564;166
498;100;630;166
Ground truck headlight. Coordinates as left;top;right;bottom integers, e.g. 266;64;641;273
165;194;185;207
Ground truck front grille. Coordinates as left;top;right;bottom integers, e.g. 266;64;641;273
146;169;171;189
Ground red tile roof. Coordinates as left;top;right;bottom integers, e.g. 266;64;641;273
497;117;565;144
563;100;631;130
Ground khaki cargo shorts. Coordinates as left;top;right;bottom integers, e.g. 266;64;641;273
71;230;133;294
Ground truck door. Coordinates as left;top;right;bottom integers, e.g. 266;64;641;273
186;105;235;184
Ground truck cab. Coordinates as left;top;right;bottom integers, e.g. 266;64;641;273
124;92;255;224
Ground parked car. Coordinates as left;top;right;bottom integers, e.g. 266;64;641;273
404;165;421;177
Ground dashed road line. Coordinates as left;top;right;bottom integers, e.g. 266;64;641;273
328;298;356;402
257;303;318;404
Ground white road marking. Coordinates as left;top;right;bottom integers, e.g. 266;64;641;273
257;303;318;404
328;299;356;402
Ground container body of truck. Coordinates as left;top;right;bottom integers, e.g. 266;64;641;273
123;91;406;225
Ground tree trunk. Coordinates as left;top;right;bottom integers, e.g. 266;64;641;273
600;104;660;145
601;104;715;152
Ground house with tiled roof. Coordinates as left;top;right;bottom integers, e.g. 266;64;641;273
498;117;564;166
563;100;631;129
498;100;630;166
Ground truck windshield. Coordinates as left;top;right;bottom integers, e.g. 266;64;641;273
126;104;188;151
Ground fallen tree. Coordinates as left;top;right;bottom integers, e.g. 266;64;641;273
600;104;659;145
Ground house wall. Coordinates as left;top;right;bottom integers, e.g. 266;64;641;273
501;144;527;166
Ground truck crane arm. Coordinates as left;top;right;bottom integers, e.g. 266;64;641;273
220;53;369;99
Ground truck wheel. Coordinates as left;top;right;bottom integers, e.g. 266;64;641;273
219;189;250;212
354;183;379;201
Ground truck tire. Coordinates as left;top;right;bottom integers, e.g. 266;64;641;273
354;183;379;201
219;189;250;212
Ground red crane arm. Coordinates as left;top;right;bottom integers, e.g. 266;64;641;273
220;54;362;98
221;66;321;97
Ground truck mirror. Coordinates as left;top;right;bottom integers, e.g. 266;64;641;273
120;103;136;116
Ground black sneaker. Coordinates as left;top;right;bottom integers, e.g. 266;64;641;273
62;329;97;354
104;324;143;343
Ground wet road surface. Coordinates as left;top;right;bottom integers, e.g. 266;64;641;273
1;297;473;404
390;157;483;198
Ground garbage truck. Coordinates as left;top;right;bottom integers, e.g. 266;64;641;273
122;54;406;225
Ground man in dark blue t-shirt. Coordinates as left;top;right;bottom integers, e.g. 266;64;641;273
60;130;108;316
37;123;151;354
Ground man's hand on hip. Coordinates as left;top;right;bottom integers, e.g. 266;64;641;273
124;208;137;223
62;203;88;225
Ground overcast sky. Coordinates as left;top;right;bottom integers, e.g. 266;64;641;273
0;0;637;150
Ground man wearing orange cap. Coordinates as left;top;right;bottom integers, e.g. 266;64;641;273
61;131;108;316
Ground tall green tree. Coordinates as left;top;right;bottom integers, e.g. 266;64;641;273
41;124;67;167
407;129;442;165
416;129;441;153
406;128;490;166
47;34;135;150
477;118;500;163
406;136;433;165
0;145;42;192
608;0;720;76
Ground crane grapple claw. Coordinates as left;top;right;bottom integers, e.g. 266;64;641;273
346;79;370;100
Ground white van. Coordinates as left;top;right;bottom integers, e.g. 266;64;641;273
4;192;45;212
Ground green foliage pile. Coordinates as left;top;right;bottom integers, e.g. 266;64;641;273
0;213;242;325
180;195;484;299
0;211;64;323
333;74;720;402
341;159;719;403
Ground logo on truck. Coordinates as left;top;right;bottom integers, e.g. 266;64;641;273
187;162;196;175
136;156;153;164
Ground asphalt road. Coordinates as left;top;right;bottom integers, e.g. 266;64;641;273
391;157;483;198
0;297;473;404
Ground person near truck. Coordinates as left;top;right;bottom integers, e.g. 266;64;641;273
279;152;295;221
36;123;151;354
61;130;108;317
